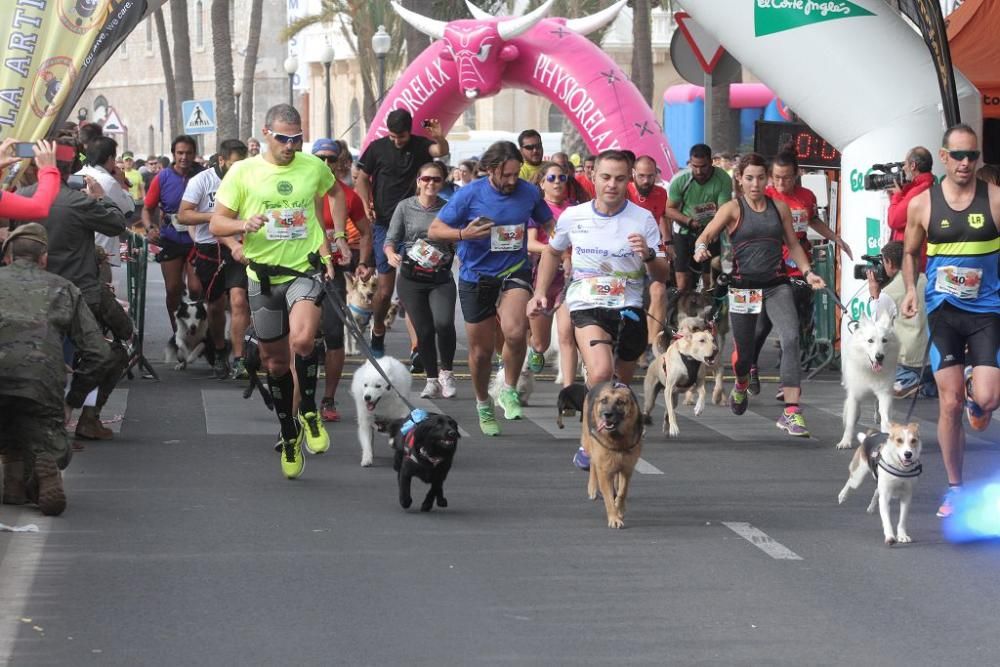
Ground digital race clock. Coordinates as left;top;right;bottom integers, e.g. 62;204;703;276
754;120;842;170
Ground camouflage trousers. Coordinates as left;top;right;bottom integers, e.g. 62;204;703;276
0;397;72;473
87;284;133;409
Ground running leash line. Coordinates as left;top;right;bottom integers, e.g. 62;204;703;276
319;276;420;414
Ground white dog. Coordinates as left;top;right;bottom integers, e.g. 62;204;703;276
836;306;900;449
171;300;209;370
838;423;923;546
351;356;412;467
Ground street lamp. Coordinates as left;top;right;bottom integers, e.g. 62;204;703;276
320;43;335;137
283;56;299;107
372;25;391;103
233;78;243;136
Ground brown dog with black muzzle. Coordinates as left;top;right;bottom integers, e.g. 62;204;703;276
582;381;645;529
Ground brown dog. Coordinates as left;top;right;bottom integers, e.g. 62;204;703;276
582;382;645;529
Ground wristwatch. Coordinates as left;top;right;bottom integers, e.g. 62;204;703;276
642;247;656;263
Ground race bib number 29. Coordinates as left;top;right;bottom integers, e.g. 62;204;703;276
573;276;626;308
265;208;307;240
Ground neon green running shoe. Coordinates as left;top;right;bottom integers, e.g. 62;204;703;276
298;411;330;454
477;403;501;436
279;430;305;479
497;386;523;420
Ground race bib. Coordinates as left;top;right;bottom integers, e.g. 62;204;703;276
264;208;308;240
729;288;763;315
406;238;446;269
935;266;982;299
572;276;627;308
490;224;524;252
791;209;810;234
692;202;717;226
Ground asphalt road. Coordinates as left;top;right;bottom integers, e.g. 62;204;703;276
2;270;999;666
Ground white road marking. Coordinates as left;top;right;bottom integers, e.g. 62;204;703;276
722;522;803;560
635;458;664;475
0;516;52;662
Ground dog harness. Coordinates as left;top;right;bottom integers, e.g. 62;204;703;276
403;430;444;467
663;354;703;392
869;450;923;480
349;303;374;326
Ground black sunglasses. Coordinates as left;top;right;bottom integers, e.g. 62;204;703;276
318;154;339;163
946;149;980;162
419;175;443;183
545;174;568;183
521;143;542;151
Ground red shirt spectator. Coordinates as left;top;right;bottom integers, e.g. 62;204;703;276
766;184;817;278
887;171;934;242
627;182;667;222
322;181;366;248
578;174;596;199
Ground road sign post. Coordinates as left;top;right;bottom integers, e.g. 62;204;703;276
674;12;732;150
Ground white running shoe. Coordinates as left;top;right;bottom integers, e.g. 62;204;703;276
439;370;457;398
421;378;442;399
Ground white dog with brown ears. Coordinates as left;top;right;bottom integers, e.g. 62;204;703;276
838;423;923;546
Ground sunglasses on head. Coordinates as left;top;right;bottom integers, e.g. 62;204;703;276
946;149;980;162
545;173;568;183
419;175;443;183
267;130;303;145
521;143;542;151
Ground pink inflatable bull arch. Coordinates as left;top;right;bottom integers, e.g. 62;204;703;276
363;0;679;177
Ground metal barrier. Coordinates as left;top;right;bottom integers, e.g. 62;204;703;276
803;241;839;378
124;232;159;380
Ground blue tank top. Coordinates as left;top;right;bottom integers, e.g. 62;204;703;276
925;180;1000;314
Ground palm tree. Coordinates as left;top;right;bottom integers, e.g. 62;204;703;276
153;9;180;138
211;0;238;141
240;0;264;140
169;0;195;111
630;0;654;106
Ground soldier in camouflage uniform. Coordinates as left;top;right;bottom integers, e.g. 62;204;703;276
0;223;110;516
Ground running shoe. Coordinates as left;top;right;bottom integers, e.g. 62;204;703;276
527;350;545;373
439;370;457;398
213;354;231;379
410;348;425;374
298;411;330;454
730;384;749;416
279;430;305;479
572;446;590;471
320;398;340;422
775;386;785;402
497;386;523;420
748;365;760;396
477;402;501;436
370;332;386;359
937;486;962;518
421;378;442;399
637;344;654;369
491;352;502;371
965;366;991;432
776;409;810;437
229;357;248;380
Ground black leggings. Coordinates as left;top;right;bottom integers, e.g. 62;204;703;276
395;273;457;378
730;283;801;389
751;278;814;364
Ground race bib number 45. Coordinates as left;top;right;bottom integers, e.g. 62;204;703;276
935;266;982;299
729;288;763;314
490;224;524;252
265;208;307;240
571;276;626;308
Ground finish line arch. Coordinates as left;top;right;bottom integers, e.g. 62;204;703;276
362;0;679;177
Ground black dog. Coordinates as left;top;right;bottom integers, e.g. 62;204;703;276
242;326;273;411
556;383;589;429
389;413;460;512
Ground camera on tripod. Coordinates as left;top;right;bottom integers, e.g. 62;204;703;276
853;254;888;283
864;162;909;191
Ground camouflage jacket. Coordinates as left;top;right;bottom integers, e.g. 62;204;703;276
0;260;110;408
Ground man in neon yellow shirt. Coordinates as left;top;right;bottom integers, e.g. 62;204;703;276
517;129;544;181
211;104;349;479
121;152;144;206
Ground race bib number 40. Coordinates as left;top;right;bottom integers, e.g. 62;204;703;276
729;288;763;314
265;208;307;240
407;238;445;269
935;266;982;299
571;276;626;308
490;224;524;252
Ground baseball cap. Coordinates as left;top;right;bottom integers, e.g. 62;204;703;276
311;138;340;156
2;222;48;256
122;151;134;159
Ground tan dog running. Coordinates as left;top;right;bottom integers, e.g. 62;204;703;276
582;382;644;529
837;423;923;546
642;318;719;437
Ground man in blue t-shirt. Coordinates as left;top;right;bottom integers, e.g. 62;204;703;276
429;141;552;436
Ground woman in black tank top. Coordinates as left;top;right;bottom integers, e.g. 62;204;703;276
691;153;827;437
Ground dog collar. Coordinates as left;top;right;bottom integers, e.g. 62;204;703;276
400;409;428;436
873;453;923;479
349;303;374;323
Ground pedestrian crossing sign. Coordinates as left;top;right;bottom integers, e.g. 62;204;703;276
182;99;216;134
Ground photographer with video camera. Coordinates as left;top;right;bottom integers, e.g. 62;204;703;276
862;241;932;399
886;147;934;243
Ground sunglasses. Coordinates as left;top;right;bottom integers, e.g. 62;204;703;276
419;175;443;183
267;130;303;145
545;174;568;183
318;154;339;163
946;149;980;162
521;143;542;151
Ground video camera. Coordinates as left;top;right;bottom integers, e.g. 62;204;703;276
864;162;909;191
853;254;888;283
